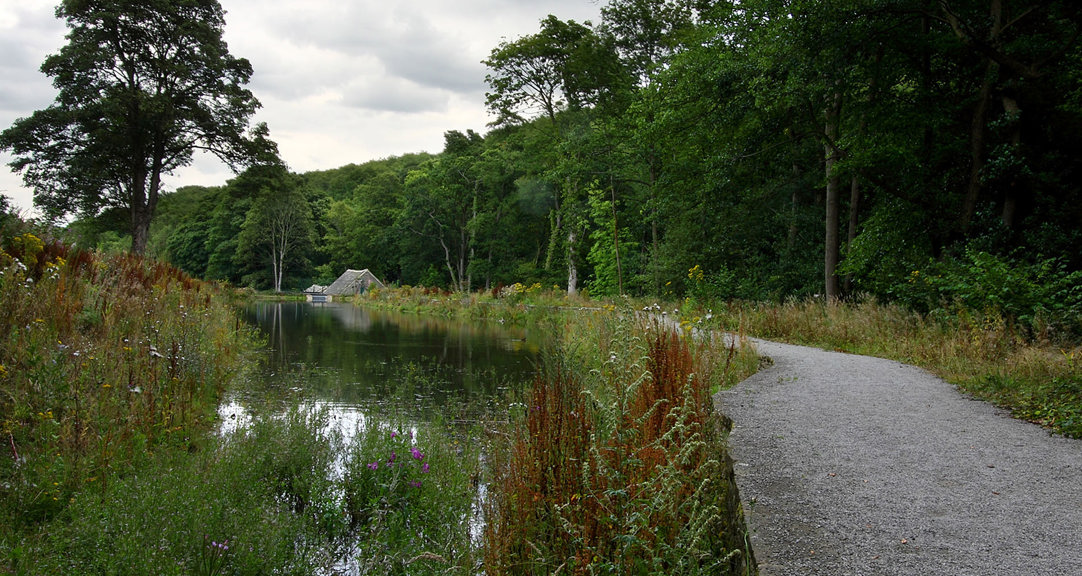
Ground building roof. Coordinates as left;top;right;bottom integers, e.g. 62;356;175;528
323;269;385;295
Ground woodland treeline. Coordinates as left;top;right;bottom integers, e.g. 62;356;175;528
60;0;1082;331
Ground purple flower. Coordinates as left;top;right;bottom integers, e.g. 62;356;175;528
410;446;424;460
409;480;422;488
367;461;379;470
391;431;397;438
388;450;397;463
421;462;430;473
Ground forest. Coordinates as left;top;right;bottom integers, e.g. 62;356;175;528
28;0;1082;336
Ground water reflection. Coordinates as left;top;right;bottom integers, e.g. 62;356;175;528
226;302;543;421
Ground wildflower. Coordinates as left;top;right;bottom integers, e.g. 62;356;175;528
422;462;430;473
409;480;422;488
410;446;424;460
367;461;379;470
388;450;397;464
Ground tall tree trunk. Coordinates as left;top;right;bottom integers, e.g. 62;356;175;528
567;229;578;297
129;167;151;254
272;246;281;292
823;91;843;300
844;175;861;293
961;60;995;233
789;163;801;251
1000;94;1022;228
131;202;151;255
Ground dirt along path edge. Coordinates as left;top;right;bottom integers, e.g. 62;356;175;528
714;338;1082;576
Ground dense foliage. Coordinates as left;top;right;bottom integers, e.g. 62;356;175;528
26;0;1082;336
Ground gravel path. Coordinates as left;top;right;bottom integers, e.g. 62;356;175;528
714;338;1082;575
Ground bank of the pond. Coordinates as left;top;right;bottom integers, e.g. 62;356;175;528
2;263;761;575
358;286;763;574
0;241;264;573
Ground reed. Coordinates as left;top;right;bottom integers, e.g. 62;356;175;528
484;312;754;575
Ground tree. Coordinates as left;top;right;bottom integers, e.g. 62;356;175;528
0;0;276;254
485;16;626;295
400;131;486;292
601;0;697;85
236;173;315;292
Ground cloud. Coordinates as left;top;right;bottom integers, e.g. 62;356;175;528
341;76;451;114
0;2;65;114
2;0;603;214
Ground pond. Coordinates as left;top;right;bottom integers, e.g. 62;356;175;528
220;301;546;430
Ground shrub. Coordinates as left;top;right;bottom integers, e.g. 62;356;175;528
484;315;753;575
1;234;254;532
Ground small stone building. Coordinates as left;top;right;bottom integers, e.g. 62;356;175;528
316;269;384;301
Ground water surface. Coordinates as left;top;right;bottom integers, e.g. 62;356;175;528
223;301;544;426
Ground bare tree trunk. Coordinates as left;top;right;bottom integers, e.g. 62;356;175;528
1000;94;1022;228
567;229;578;297
823;91;843;300
439;236;459;291
844;175;861;293
130;168;151;255
789;164;801;251
961;60;995;233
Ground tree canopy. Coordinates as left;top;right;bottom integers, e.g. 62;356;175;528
0;0;276;254
32;0;1082;337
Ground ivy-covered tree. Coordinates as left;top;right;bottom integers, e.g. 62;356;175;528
0;0;276;254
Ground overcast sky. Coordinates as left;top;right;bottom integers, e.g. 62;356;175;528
0;0;603;215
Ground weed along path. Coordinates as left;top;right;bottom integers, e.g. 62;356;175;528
715;338;1082;576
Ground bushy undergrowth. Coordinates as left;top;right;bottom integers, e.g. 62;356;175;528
359;283;591;324
896;249;1082;340
483;314;755;576
7;404;484;575
702;297;1082;438
0;232;252;531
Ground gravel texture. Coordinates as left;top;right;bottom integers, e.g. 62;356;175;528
714;338;1082;576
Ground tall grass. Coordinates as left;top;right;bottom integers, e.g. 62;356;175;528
2;233;759;574
359;283;594;325
483;313;755;575
1;233;252;530
0;229;487;574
